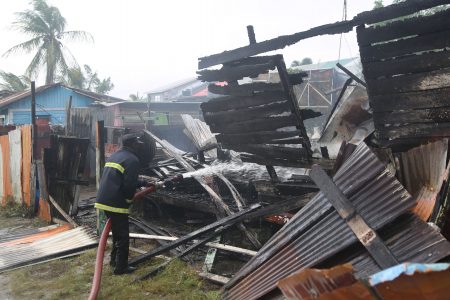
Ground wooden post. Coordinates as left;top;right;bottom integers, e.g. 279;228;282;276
65;96;72;136
310;165;398;269
247;25;256;44
95;120;105;190
31;81;37;160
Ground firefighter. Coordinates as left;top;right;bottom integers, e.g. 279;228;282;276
94;132;147;275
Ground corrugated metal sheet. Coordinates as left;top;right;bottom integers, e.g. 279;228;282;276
223;142;416;300
0;135;12;206
278;262;450;300
0;226;97;273
8;128;22;204
395;139;449;221
21;125;32;207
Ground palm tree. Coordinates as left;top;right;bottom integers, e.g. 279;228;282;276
3;0;93;85
0;71;30;92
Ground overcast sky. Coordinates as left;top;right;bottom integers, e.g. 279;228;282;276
0;0;392;98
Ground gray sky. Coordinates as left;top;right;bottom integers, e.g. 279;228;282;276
0;0;391;98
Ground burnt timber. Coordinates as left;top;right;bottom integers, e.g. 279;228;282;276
357;7;450;144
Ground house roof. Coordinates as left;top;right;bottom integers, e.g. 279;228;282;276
290;57;358;71
0;83;124;109
145;77;198;94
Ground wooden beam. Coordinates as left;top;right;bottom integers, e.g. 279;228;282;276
370;87;450;112
310;165;398;269
376;122;450;140
31;81;37;160
197;0;448;69
126;233;258;256
359;29;450;63
211;115;298;134
217;130;303;145
363;50;450;79
48;195;78;228
374;107;450;124
200;91;285;113
357;8;450;46
367;67;450;95
129;204;261;266
208;82;282;96
198;61;276;82
95;121;105;190
143;129;195;172
65;96;72;136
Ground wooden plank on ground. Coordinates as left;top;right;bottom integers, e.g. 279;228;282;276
367;67;450;95
200;91;285;113
357;8;450;46
363;50;450;79
128;204;261;266
370;87;450;111
359;29;450;63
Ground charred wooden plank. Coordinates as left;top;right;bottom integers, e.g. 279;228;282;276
374;107;450;124
208;82;282;96
204;101;291;125
357;9;450;46
367;67;450;95
129;204;262;266
363;50;450;79
197;61;276;82
359;29;450;63
198;0;448;69
232;144;309;160
217;130;303;145
376;122;450;140
240;153;334;169
201;91;285;113
212;115;298;134
370;87;450;111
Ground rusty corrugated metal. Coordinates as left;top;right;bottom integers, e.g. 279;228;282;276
0;135;12;206
21;125;32;207
278;262;450;300
0;226;97;272
396;139;449;221
223;143;418;300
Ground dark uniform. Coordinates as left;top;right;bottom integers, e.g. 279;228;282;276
95;134;146;274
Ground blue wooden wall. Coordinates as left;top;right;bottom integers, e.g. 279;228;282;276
2;85;95;125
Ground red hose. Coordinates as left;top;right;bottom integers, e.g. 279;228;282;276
88;218;112;300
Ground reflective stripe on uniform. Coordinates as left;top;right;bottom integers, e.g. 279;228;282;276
104;162;125;173
125;199;133;204
94;202;129;214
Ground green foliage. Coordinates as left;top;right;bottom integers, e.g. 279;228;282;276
129;92;145;101
300;57;313;65
0;71;30;92
373;0;384;9
59;64;114;94
3;0;93;84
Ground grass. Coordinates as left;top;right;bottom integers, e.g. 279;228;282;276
8;248;220;300
0;202;46;229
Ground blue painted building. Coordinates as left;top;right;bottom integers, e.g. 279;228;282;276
0;83;123;125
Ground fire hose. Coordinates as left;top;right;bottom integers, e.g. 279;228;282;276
88;174;183;300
